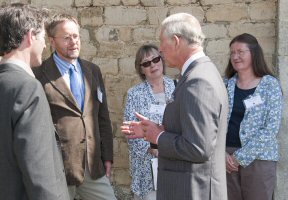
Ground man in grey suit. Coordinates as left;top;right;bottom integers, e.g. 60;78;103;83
0;3;69;200
122;13;228;200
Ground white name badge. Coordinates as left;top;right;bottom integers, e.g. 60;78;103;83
97;86;103;103
243;94;263;109
149;104;166;115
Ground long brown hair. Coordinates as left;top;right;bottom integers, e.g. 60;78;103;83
225;33;274;78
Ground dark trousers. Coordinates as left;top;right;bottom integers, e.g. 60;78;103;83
226;147;277;200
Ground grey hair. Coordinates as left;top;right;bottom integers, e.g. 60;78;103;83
161;13;205;46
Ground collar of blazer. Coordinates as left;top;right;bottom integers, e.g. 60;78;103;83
172;56;210;97
41;56;93;114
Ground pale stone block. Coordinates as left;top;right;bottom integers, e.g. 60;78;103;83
95;26;133;43
140;0;164;7
31;0;73;8
95;26;120;42
202;24;227;39
91;57;118;75
123;43;142;57
79;7;103;26
75;0;91;7
132;27;156;42
208;54;229;76
79;42;97;57
206;4;248;22
278;21;288;56
79;28;90;43
113;169;131;185
249;1;276;21
167;0;194;6
105;6;147;25
170;6;205;23
122;0;139;6
113;141;129;168
206;39;231;55
201;0;233;5
93;0;121;6
119;57;136;76
256;37;275;54
147;7;168;25
228;22;275;38
119;27;133;42
0;0;28;5
97;41;126;58
278;0;288;20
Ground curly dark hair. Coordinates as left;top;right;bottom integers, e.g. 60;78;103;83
0;3;48;56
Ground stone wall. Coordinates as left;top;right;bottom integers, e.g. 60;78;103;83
1;0;286;199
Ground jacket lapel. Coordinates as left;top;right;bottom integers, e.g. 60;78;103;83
42;56;81;112
79;59;92;115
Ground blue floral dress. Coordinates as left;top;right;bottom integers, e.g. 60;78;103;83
124;76;175;199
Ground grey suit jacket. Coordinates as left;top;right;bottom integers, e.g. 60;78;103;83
157;57;228;200
0;63;69;200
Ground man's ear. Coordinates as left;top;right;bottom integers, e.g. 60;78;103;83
48;37;55;49
24;29;34;47
172;35;180;46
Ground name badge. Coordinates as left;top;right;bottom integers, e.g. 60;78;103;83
97;86;103;103
149;104;166;115
243;94;263;109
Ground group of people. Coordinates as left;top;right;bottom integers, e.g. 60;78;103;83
122;12;282;200
0;3;115;200
0;3;282;200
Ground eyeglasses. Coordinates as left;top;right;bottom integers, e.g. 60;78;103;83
140;56;161;68
230;49;250;58
53;34;80;43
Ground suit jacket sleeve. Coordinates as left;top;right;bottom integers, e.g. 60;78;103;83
12;79;68;200
159;78;221;162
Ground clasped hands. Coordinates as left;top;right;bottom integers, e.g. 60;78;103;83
121;112;164;145
226;152;240;173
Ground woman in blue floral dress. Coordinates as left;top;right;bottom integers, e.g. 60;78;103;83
123;44;175;200
225;33;282;200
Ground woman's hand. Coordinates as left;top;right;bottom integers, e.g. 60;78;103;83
226;152;239;173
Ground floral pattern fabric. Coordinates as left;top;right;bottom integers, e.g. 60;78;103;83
226;74;283;167
124;76;175;199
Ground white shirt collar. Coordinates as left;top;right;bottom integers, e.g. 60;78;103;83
181;51;206;75
0;58;35;77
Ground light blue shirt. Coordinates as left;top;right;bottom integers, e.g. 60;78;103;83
53;52;85;110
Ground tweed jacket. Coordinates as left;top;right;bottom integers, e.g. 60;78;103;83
0;63;69;200
124;76;175;198
157;57;228;200
33;55;113;186
226;74;282;167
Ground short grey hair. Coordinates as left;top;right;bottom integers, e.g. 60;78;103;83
161;13;205;46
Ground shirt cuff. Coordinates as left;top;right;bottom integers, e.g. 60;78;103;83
156;131;164;144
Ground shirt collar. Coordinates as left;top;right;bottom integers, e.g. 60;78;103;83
53;52;78;72
0;58;35;77
181;51;206;75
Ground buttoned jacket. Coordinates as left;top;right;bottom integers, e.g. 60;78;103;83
34;55;113;186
